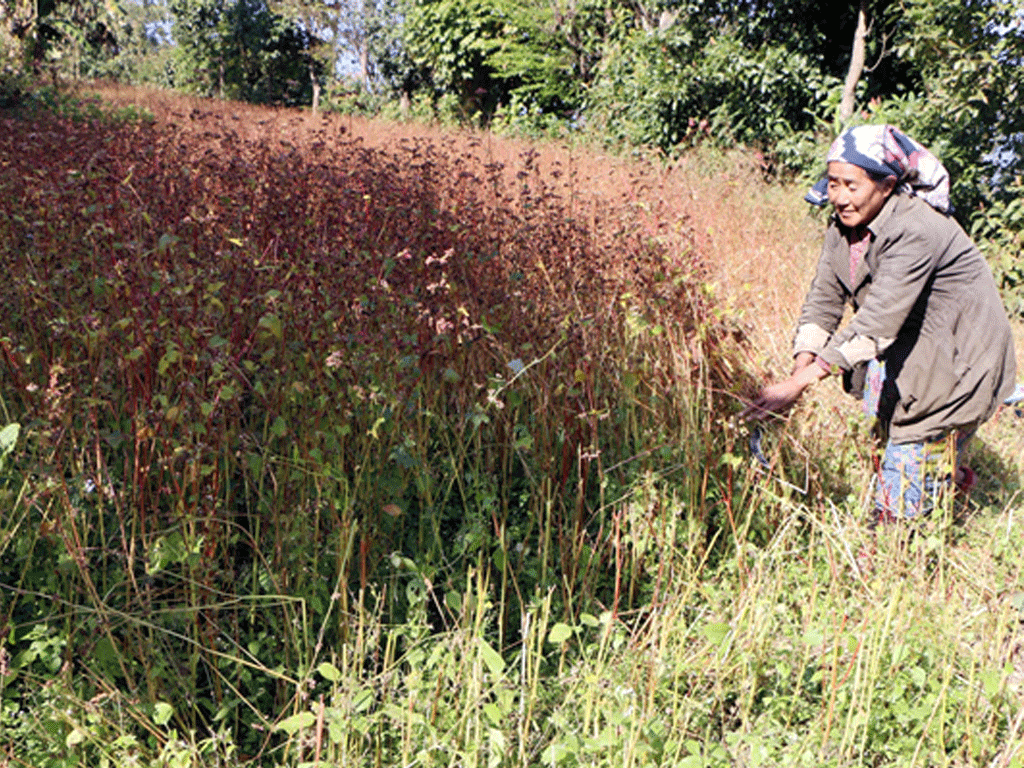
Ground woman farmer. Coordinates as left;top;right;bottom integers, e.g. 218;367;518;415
742;124;1016;521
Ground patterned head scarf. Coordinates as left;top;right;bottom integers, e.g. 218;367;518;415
805;124;951;214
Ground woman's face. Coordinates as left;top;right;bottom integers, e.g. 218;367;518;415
826;161;896;229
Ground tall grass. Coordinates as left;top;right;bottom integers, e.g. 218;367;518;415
1;86;1023;767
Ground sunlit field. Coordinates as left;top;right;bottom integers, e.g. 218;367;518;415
1;83;1023;768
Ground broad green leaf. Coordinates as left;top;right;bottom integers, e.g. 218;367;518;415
0;423;19;457
802;628;823;647
328;721;344;744
258;313;283;341
909;665;926;688
353;689;374;713
548;623;573;644
152;702;174;726
317;662;341;682
981;669;1003;699
478;638;505;676
483;702;502;727
66;728;86;747
276;711;315;736
703;622;730;646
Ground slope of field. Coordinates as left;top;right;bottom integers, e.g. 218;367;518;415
2;83;1023;768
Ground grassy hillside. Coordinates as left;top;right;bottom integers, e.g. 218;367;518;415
1;82;1023;768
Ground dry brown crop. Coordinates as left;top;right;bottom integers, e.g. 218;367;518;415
0;88;755;640
0;90;766;753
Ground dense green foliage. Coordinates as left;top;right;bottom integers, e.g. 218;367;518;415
2;1;1017;156
168;0;321;104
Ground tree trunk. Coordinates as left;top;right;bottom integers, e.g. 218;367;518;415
310;59;321;114
840;0;868;122
358;42;369;90
7;0;41;71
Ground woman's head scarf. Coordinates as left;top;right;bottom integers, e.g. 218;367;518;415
805;124;951;214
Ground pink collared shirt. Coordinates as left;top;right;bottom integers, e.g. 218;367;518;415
848;226;870;287
815;225;873;376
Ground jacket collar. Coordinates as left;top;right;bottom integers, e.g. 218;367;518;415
864;192;902;239
836;194;904;294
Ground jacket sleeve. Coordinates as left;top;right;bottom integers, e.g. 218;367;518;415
817;226;933;371
793;234;847;358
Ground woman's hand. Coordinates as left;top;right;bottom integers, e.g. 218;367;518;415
740;362;829;421
790;351;817;375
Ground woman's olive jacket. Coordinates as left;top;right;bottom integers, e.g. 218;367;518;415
792;193;1016;444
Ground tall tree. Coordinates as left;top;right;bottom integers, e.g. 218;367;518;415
169;0;314;104
2;0;112;74
2;0;45;68
402;0;505;120
267;0;332;111
333;0;398;89
400;0;612;125
890;0;1024;209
